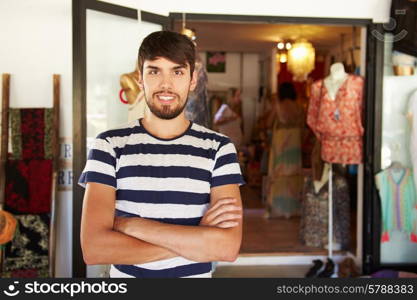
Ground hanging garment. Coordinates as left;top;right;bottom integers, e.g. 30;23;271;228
299;165;351;249
307;75;364;164
407;90;417;193
266;100;303;218
375;167;417;243
10;108;54;160
185;56;210;127
214;104;243;150
5;159;52;214
5;214;50;275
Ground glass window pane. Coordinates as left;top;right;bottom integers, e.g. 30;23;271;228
380;33;417;264
86;9;162;277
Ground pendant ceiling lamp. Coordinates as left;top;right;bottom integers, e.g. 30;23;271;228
181;13;196;41
287;38;315;82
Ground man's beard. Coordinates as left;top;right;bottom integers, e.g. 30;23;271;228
145;91;189;120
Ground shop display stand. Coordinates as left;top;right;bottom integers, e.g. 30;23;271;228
328;163;333;258
0;74;60;278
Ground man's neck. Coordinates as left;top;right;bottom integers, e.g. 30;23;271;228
141;113;190;139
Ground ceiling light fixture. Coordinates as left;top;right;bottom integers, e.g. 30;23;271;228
181;13;196;41
287;38;315;81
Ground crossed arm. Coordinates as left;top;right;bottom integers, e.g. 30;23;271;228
80;182;243;265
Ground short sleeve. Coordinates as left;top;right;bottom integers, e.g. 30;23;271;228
78;135;117;189
211;139;245;188
307;81;322;139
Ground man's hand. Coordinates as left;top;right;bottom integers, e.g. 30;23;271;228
199;198;242;228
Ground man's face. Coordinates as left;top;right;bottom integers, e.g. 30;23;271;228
139;57;197;120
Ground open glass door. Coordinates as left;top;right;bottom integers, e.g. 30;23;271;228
73;0;170;278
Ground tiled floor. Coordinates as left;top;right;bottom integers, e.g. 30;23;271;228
239;185;357;255
213;265;311;278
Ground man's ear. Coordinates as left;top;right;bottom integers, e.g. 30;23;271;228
189;69;198;92
138;71;144;89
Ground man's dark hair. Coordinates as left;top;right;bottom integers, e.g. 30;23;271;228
278;82;297;101
138;31;196;76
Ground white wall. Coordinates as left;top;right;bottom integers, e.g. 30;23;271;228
103;0;391;23
325;27;363;75
0;0;73;277
199;52;242;91
242;53;260;143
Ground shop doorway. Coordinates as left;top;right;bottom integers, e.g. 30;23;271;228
169;13;379;271
73;5;383;277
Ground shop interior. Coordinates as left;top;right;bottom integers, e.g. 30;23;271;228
173;19;366;258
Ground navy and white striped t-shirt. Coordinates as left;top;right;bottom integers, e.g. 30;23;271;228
78;118;245;278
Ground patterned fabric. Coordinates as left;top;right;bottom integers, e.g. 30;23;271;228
299;167;351;249
9;108;54;160
44;109;54;159
2;268;49;278
266;100;303;218
307;75;364;164
5;159;52;214
5;214;50;273
375;167;417;243
10;109;22;160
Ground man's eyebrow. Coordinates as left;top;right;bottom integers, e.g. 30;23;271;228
173;64;187;69
145;64;188;70
145;65;160;69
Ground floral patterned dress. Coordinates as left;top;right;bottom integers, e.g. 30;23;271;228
299;166;351;249
307;75;364;164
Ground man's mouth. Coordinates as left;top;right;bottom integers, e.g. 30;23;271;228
155;94;176;103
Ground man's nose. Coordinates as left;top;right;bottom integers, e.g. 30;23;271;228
159;74;173;89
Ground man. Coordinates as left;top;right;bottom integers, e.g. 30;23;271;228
78;31;245;278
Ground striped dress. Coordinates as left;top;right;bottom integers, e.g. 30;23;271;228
78;118;245;278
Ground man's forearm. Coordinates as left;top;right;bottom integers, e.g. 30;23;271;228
81;228;177;265
115;217;240;263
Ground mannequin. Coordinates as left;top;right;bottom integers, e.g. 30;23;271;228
324;63;348;101
119;67;141;104
119;65;148;122
313;163;330;193
320;63;348;253
307;61;364;164
312;163;342;251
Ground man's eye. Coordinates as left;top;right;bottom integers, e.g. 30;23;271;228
175;70;184;75
148;70;158;75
